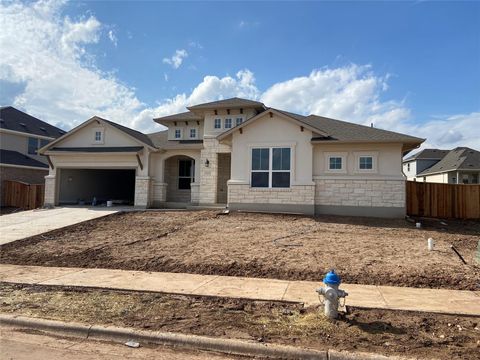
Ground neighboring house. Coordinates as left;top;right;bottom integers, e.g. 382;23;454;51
402;148;449;180
40;97;424;217
414;147;480;184
0;106;65;205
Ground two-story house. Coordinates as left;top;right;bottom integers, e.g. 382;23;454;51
39;97;424;217
402;149;449;181
0;106;65;205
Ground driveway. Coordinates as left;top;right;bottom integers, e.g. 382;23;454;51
0;207;119;245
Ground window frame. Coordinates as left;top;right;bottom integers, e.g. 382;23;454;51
189;128;197;139
178;159;195;190
92;127;104;144
353;152;378;173
224;118;232;129
214;118;222;129
28;137;38;155
324;152;347;174
174;128;182;139
235;117;243;126
250;147;292;188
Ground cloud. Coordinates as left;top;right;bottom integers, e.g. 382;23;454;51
108;30;117;47
0;1;477;151
162;49;188;69
238;20;259;29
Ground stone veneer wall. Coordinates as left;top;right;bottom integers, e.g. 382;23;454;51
44;175;56;206
151;182;167;206
228;183;315;214
134;176;151;208
199;138;231;204
314;179;405;216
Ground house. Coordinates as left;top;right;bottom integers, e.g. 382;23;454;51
39;97;424;217
414;147;480;184
402;148;449;181
0;106;65;205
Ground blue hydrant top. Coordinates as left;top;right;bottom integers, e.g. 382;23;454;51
323;270;341;285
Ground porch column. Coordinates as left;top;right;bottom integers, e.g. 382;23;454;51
44;174;56;207
134;176;152;208
199;138;218;204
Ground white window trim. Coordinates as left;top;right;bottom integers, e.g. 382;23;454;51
353;151;378;173
250;146;293;188
224;118;232;129
189;128;198;139
174;128;182;139
214;118;222;129
92;127;104;145
235;117;243;126
324;152;347;174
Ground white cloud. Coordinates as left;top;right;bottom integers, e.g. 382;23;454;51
162;49;188;69
108;30;117;47
0;1;477;151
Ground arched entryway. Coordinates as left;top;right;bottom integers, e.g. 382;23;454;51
164;155;195;203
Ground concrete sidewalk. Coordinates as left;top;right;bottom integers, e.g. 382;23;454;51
1;264;479;316
0;207;119;245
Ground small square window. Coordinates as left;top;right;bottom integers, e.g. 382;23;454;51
189;128;197;139
359;156;373;170
214;118;221;129
174;129;182;139
236;117;243;126
225;118;232;128
329;157;342;170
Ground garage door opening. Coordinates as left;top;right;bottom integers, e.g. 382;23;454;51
59;169;135;206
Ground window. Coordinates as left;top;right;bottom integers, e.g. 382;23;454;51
329;157;342;170
28;137;38;155
407;163;410;172
236;117;243;126
359;156;373;170
214;118;221;129
189;128;197;139
93;127;104;144
95;131;102;142
251;147;291;188
178;159;194;189
472;174;479;184
174;129;182;139
224;118;232;128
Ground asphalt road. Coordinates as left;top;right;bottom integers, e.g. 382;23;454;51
0;326;244;360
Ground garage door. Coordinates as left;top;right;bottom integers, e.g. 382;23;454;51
58;169;135;205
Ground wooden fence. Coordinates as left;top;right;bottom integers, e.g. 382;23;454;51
406;181;480;219
2;180;45;210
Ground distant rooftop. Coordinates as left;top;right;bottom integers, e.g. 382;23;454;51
187;97;265;111
417;147;480;176
0;106;65;138
404;148;449;162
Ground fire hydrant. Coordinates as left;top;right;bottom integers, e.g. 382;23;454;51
316;270;348;319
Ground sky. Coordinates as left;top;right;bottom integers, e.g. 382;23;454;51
0;0;479;151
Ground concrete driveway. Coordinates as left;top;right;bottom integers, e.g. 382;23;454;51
0;207;119;246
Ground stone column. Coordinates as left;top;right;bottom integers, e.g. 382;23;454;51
134;176;152;208
199;139;218;204
190;182;200;204
44;175;56;207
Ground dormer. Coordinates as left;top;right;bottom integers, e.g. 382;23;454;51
154;111;204;141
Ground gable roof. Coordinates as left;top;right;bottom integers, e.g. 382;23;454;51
403;148;449;162
154;111;203;124
0;106;65;138
417;147;480;176
217;106;424;151
0;149;48;169
40;116;156;154
187;97;265;111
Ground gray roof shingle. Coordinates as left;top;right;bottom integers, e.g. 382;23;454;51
147;131;204;150
404;148;449;161
417;147;480;176
0;106;65;138
100;118;155;148
0;149;48;168
187;97;265;111
154;111;203;123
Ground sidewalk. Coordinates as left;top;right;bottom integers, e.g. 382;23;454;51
0;207;118;245
1;264;479;316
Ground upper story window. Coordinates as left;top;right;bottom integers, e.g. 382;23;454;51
329;157;343;170
236;117;243;126
28;137;38;155
174;129;182;139
95;131;102;142
189;128;197;139
224;118;232;129
251;147;291;188
214;118;221;129
359;156;373;170
93;127;104;144
407;163;410;172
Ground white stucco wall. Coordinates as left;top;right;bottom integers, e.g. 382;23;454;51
167;121;204;140
203;108;257;137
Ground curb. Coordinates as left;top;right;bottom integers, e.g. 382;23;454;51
0;314;415;360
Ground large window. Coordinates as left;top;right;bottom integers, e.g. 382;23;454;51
251;147;291;188
214;118;221;129
178;159;194;189
28;137;38;155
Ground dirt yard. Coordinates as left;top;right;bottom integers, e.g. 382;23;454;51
1;283;479;359
0;211;478;290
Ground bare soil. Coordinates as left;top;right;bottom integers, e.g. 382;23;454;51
0;211;478;290
1;283;479;359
